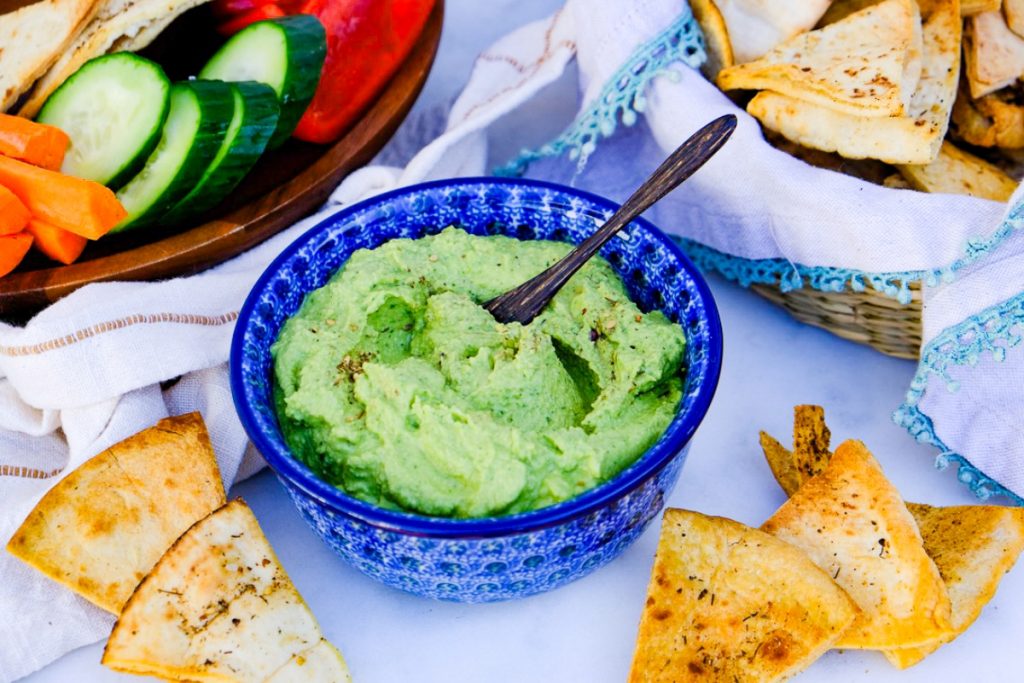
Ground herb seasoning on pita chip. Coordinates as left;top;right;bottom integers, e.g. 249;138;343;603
102;498;352;682
628;508;858;682
761;440;953;650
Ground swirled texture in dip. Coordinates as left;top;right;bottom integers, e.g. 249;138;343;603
272;228;686;518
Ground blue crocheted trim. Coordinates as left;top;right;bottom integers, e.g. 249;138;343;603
892;289;1024;504
675;200;1024;305
678;238;924;304
494;7;707;177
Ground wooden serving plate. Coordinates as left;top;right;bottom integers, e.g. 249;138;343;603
0;0;443;315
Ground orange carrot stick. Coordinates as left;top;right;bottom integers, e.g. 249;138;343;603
0;114;70;171
0;156;126;239
25;217;87;265
0;184;30;235
0;232;33;278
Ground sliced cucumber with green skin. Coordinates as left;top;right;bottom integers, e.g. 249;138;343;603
161;81;280;226
198;15;326;149
37;53;171;190
113;80;235;233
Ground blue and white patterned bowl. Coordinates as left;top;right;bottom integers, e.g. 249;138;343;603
230;178;722;602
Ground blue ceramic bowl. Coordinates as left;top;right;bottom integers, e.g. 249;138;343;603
231;178;722;602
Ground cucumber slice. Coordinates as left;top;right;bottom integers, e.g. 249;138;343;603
161;81;280;226
199;15;326;148
113;80;235;232
37;53;171;190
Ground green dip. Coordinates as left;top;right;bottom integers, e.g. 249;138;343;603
272;227;687;518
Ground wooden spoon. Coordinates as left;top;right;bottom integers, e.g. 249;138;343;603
485;114;737;325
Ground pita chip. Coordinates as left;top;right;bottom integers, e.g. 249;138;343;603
760;431;802;497
964;10;1024;99
6;412;225;614
963;0;1001;13
0;0;100;111
17;0;212;117
747;0;961;164
897;140;1018;200
717;0;917;117
884;504;1024;668
1007;0;1024;36
628;509;858;683
761;440;953;650
713;0;833;63
102;499;353;683
690;0;735;80
951;81;1024;148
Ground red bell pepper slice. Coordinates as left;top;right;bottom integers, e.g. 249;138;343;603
217;3;287;35
290;0;436;144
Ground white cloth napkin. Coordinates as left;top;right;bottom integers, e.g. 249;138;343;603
3;0;1024;679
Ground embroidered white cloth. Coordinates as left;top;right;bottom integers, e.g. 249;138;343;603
2;0;1024;679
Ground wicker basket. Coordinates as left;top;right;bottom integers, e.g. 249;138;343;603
750;282;922;359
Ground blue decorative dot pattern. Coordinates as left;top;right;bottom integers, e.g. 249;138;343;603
231;178;721;602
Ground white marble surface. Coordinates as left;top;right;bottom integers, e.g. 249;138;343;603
23;0;1024;680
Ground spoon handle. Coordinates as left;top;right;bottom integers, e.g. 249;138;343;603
485;114;737;325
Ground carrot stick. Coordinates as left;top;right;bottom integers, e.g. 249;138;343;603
0;156;126;239
0;232;33;278
0;114;70;171
25;217;87;265
0;184;30;235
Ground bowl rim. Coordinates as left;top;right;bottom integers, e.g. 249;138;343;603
230;176;723;538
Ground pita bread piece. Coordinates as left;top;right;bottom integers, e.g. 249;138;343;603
691;0;735;80
761;440;953;650
0;0;100;111
964;10;1024;99
897;140;1018;199
713;0;833;64
883;504;1024;667
1007;0;1024;36
17;0;212;117
628;508;858;683
6;412;225;614
951;81;1024;148
717;0;917;117
963;0;1002;13
747;0;961;164
761;128;898;183
792;405;832;483
102;499;353;683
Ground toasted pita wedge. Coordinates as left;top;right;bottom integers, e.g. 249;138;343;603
818;0;882;26
748;0;961;164
964;0;1001;13
884;173;915;189
762;128;899;183
691;0;735;80
822;0;993;22
792;405;832;483
951;81;1024;148
628;508;858;683
0;0;100;111
759;410;1024;667
964;11;1024;99
883;504;1024;668
897;141;1018;199
1007;0;1024;36
761;440;953;650
17;0;211;117
102;499;353;683
6;413;225;614
718;0;916;117
712;0;833;63
760;431;802;497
